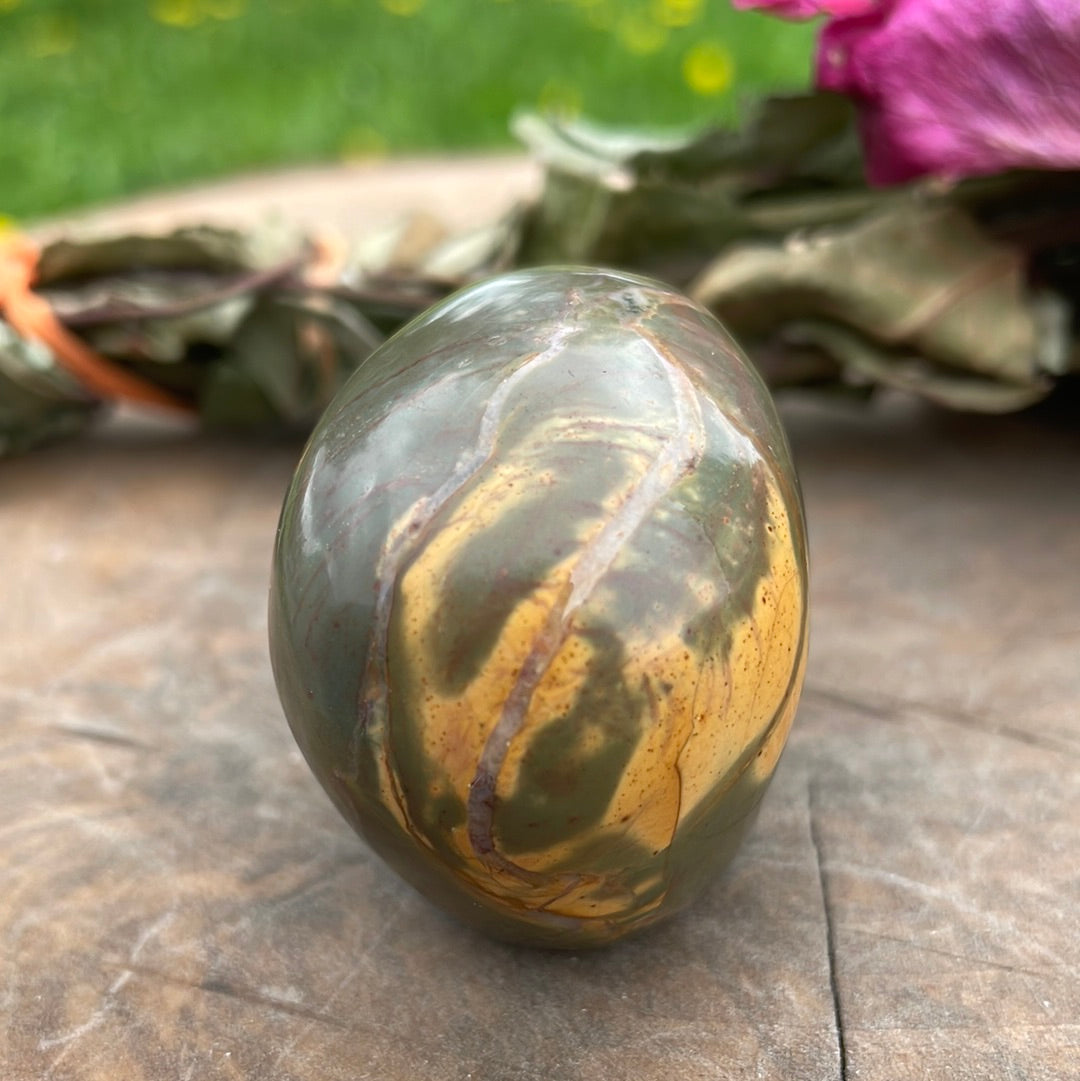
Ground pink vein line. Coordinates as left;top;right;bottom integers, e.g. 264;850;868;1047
355;320;581;751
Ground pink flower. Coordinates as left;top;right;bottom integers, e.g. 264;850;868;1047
732;1;876;15
738;0;1080;185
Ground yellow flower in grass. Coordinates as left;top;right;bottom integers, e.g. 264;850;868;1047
152;0;203;27
683;40;734;96
379;0;426;15
652;0;702;27
152;0;246;27
0;0;23;13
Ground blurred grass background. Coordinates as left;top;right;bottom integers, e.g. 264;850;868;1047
1;0;813;223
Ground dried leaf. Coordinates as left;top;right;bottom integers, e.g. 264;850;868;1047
516;94;869;282
203;292;382;431
83;296;257;363
781;321;1052;412
0;323;99;455
36;224;298;283
692;200;1066;406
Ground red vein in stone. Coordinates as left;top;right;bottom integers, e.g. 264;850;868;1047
354;321;581;753
466;347;706;879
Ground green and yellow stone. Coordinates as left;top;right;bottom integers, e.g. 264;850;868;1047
269;267;808;948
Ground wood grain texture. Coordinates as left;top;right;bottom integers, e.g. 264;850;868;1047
3;161;1079;1080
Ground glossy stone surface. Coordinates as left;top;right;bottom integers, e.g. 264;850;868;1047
268;267;808;947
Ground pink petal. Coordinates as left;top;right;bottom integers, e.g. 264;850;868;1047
815;0;1080;183
732;0;879;17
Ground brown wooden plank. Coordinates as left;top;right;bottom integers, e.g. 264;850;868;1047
785;395;1080;1081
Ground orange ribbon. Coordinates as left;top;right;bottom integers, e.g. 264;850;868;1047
0;233;194;413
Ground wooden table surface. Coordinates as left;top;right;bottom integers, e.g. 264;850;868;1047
2;160;1078;1081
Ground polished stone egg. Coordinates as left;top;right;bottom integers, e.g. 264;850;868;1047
269;267;808;948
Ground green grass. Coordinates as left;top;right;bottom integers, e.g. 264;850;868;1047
0;0;813;222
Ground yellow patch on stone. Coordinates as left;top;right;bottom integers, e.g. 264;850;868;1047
594;476;804;862
371;423;804;925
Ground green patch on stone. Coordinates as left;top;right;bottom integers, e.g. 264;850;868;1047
550;825;663;886
494;623;645;855
419;489;572;696
671;455;774;655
